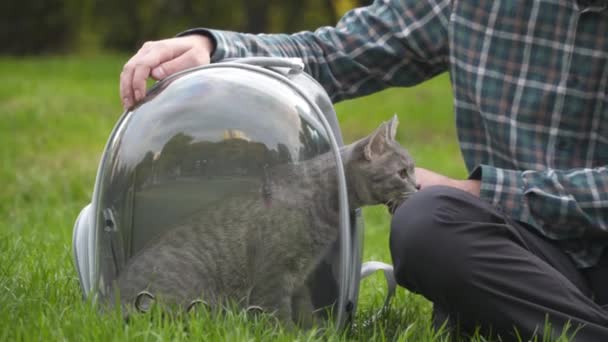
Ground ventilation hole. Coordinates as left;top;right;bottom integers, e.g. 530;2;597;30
134;291;155;313
187;299;208;313
346;301;354;312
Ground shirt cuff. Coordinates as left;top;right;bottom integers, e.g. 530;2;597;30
469;164;529;223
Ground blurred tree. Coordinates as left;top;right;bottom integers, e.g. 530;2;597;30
324;0;339;23
93;0;167;51
273;0;343;34
93;0;245;51
0;0;84;54
242;0;271;33
0;0;371;55
357;0;374;6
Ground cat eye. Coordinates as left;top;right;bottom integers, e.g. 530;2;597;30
398;168;408;179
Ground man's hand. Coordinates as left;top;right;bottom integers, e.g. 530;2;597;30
415;167;481;197
120;35;214;110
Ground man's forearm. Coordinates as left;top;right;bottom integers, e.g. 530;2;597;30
471;164;608;244
192;0;451;102
415;167;480;196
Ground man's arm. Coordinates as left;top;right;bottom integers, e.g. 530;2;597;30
471;165;608;240
190;0;451;102
120;0;452;109
415;167;481;196
420;164;608;255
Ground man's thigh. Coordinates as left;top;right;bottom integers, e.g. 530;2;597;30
388;185;608;338
390;185;591;296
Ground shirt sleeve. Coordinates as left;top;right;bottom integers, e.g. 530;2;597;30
470;164;608;243
178;0;451;102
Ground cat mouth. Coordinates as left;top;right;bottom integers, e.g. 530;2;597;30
386;198;403;215
386;191;417;215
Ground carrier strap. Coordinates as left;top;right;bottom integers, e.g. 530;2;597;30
360;261;397;310
221;57;304;74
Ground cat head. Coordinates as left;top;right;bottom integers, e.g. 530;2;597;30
344;115;417;214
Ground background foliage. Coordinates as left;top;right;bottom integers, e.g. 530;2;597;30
0;1;582;339
1;0;373;55
0;54;466;340
0;1;465;339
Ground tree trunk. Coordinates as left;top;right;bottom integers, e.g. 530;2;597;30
324;0;338;24
243;0;271;33
123;1;139;49
283;1;308;32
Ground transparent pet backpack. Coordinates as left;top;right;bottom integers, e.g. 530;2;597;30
73;58;396;328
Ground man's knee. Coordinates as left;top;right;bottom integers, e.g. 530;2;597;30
389;186;490;292
390;185;477;249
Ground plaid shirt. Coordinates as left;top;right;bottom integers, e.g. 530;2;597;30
187;0;608;268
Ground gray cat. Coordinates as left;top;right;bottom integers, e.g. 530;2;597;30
113;115;417;324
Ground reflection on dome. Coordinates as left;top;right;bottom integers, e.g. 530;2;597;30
223;129;250;141
74;61;359;330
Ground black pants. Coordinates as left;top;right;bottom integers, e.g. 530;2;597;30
390;186;608;341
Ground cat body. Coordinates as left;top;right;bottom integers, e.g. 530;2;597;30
114;116;417;323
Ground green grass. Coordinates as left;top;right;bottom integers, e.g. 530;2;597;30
0;55;566;341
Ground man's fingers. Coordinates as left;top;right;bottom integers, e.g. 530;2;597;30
120;42;178;108
120;44;156;109
119;35;213;109
150;64;168;80
128;46;176;105
150;51;207;80
131;64;151;103
120;62;136;109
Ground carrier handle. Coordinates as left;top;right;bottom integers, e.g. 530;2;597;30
222;57;305;74
361;261;397;310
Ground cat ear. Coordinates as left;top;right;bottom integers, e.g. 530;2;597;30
363;120;390;161
388;114;399;141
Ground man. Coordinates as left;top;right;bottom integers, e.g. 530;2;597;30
119;0;608;339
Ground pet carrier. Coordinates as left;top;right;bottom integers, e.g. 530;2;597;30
73;58;396;328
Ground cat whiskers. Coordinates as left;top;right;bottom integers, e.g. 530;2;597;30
386;190;418;215
386;198;401;215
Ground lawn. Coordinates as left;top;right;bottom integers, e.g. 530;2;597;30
0;54;469;341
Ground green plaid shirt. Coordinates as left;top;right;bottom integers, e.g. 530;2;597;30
187;0;608;268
